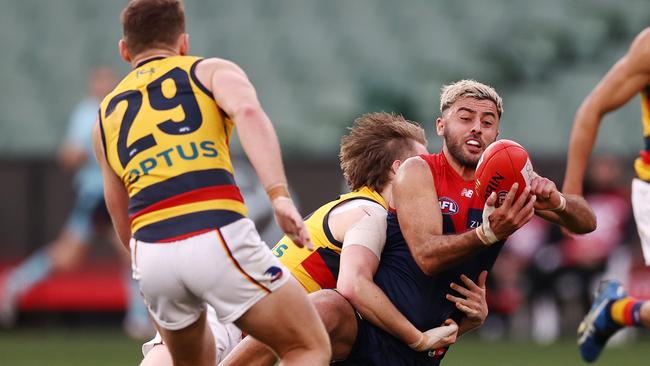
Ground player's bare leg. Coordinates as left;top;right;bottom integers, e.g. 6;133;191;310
230;279;331;366
309;289;357;360
221;288;355;366
139;344;172;366
158;309;216;366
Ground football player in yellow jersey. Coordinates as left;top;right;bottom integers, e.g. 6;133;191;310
92;1;331;366
564;28;650;363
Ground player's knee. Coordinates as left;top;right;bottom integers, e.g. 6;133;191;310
309;290;353;333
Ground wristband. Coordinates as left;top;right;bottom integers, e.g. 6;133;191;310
266;182;290;202
476;225;498;246
547;192;567;213
477;198;499;245
409;333;426;351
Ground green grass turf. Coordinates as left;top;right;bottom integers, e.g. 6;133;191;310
444;337;649;366
0;328;647;365
0;328;142;366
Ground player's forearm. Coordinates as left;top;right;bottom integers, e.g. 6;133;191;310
536;194;596;234
411;230;486;275
234;107;289;194
563;106;601;195
338;277;421;345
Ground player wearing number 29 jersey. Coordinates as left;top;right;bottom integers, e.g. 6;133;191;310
99;55;245;243
94;1;330;366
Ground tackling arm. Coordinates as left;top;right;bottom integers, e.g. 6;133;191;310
336;206;457;350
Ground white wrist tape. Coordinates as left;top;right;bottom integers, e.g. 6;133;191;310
547;193;567;213
409;323;458;351
476;200;498;245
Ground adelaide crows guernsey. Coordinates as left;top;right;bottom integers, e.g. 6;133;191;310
99;56;246;242
636;86;650;181
272;186;387;293
347;152;505;365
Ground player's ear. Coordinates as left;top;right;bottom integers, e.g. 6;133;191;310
435;117;445;136
118;39;131;63
391;159;402;174
178;33;189;55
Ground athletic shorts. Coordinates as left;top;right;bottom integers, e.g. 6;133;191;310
341;317;447;366
130;218;290;330
632;178;650;265
142;305;242;364
64;189;110;241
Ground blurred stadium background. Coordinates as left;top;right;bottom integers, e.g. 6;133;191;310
0;0;649;364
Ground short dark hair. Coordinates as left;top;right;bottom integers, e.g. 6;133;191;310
121;0;186;56
340;112;427;192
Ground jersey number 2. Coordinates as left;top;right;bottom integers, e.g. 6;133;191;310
105;67;203;168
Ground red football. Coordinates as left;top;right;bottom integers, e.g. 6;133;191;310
475;139;534;206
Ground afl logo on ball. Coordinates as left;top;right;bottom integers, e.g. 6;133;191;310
438;197;459;215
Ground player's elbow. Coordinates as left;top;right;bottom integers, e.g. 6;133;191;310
573;213;597;234
232;103;265;123
414;254;441;276
336;276;365;307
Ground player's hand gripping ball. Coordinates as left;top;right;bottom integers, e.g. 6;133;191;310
475;140;534;207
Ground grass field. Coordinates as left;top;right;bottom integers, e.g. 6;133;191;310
0;328;647;365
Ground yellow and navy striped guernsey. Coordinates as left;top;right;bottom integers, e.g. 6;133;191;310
271;186;387;293
636;86;650;181
98;56;247;242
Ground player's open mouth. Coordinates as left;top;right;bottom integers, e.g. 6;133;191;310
465;138;482;152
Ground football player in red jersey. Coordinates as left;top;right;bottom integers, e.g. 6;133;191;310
336;80;596;366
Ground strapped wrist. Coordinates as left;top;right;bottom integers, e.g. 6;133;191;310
476;225;498;246
547;192;567;213
266;182;290;202
409;332;426;351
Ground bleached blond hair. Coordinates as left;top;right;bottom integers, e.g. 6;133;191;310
439;79;503;117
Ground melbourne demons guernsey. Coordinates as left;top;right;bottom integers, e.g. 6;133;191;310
637;86;650;181
349;152;505;365
272;186;387;293
99;56;246;242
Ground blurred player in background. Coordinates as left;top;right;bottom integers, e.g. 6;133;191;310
564;27;650;363
0;66;153;338
94;1;330;365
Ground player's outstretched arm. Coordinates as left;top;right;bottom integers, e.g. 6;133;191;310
92;121;131;249
393;157;535;275
196;59;312;249
531;173;596;234
564;28;650;196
